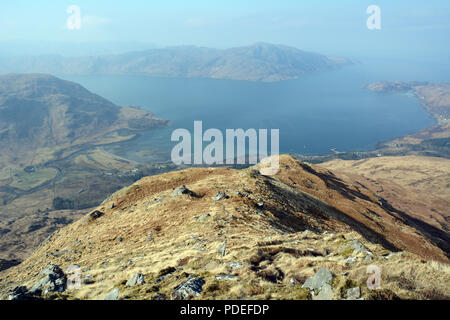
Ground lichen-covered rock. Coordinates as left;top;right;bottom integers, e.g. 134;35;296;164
313;283;333;300
302;268;334;292
341;239;371;256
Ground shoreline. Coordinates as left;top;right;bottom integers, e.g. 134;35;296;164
296;81;450;163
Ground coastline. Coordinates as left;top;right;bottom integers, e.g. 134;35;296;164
296;81;450;163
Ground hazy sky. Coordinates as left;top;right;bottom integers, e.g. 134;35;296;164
1;0;449;60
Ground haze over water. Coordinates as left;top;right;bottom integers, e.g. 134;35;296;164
59;57;444;163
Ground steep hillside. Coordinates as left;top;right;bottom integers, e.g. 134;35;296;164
0;74;170;266
323;156;450;200
0;73;169;167
1;155;448;300
323;156;449;235
0;43;354;82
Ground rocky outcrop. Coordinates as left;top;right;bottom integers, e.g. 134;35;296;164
171;277;205;300
302;268;335;300
126;273;145;287
30;264;67;295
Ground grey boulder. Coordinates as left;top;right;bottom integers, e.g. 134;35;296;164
302;268;334;291
212;192;229;201
104;288;119;300
171;185;196;197
171;276;205;300
30;264;66;295
313;283;334;300
126;273;145;287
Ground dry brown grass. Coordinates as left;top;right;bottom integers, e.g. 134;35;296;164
1;155;448;300
322;156;450;235
323;156;450;200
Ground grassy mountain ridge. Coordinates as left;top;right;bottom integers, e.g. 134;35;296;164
1;155;448;300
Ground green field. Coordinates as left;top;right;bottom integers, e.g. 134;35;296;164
9;167;59;191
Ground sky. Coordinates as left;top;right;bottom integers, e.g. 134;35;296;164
0;0;449;61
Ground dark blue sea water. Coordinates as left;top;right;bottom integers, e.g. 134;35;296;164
61;57;447;163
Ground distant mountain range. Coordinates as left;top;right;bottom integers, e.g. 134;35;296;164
0;43;354;82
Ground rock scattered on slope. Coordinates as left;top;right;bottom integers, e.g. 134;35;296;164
171;185;196;197
346;287;361;300
126;273;145;287
212;192;229;201
302;268;334;292
82;274;95;285
302;268;336;300
195;214;211;222
215;274;239;281
341;239;372;256
153;293;167;300
30;264;66;295
89;210;104;220
313;283;333;300
256;199;264;208
6;286;31;300
104;288;119;300
217;240;227;257
344;256;358;265
228;262;243;269
171;276;205;300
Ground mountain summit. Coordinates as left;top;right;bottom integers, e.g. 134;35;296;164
0;44;354;82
